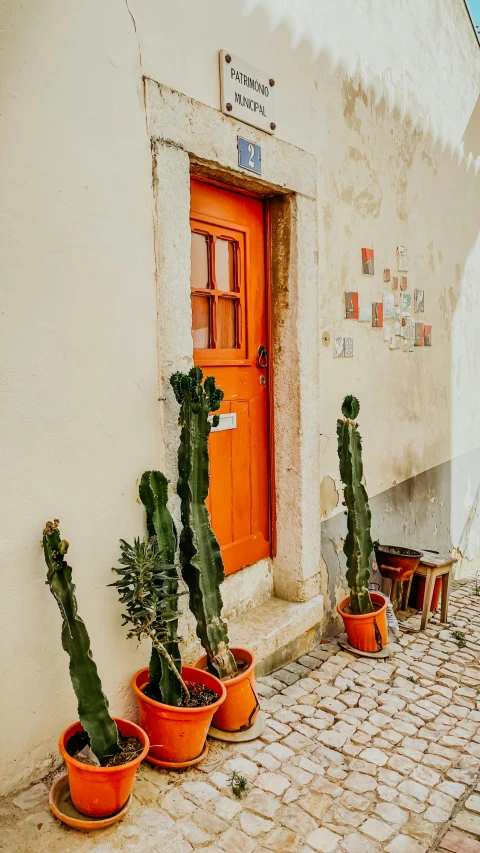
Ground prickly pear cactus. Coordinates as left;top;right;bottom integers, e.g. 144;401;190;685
337;396;374;615
170;367;237;680
139;471;183;706
43;520;120;762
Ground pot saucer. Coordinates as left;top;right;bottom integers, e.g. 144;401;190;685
145;739;209;769
49;774;131;831
338;633;401;659
208;710;267;742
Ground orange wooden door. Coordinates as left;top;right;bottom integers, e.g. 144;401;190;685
190;178;270;574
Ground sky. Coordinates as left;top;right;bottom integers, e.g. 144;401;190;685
468;0;480;30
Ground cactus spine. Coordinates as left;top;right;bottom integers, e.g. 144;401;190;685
337;396;374;615
43;520;120;762
139;471;183;706
170;367;237;680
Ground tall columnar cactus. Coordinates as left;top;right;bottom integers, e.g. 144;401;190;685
43;520;120;762
139;470;183;706
337;396;374;615
170;367;237;680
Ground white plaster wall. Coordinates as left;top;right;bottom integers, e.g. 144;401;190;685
0;0;160;793
129;0;480;498
128;0;479;154
1;0;480;794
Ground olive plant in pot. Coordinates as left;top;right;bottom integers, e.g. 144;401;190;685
335;397;389;653
112;471;226;768
43;520;149;821
171;368;261;737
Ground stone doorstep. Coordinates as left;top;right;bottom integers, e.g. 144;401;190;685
227;594;324;676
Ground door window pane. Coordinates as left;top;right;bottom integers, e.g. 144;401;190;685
215;239;236;292
217;298;236;348
192;295;210;348
191;232;209;290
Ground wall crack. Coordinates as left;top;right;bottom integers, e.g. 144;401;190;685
124;0;143;71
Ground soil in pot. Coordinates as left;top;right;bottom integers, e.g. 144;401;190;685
66;730;144;767
221;658;250;680
143;680;218;708
341;600;384;617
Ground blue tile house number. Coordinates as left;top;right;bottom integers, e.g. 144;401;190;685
238;137;262;175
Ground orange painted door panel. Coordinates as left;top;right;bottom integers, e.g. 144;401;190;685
190;178;270;574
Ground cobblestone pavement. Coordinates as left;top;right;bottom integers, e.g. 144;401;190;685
2;580;480;853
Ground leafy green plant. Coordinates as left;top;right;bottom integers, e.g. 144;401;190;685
43;520;120;763
337;395;374;615
450;629;467;649
110;536;189;704
139;471;183;706
170;367;237;680
229;770;249;798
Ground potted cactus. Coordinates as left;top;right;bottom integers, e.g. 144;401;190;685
335;397;389;652
171;368;260;735
113;471;226;768
43;520;149;820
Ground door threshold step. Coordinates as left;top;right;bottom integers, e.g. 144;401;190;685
228;594;324;676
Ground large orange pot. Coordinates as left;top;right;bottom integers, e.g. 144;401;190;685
59;717;149;818
132;666;226;764
193;647;259;733
337;592;388;653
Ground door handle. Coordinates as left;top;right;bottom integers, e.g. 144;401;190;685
256;345;268;368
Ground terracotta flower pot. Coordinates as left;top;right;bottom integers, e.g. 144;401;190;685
59;717;149;818
408;574;442;611
375;545;422;582
194;646;259;733
132;666;226;765
337;591;389;653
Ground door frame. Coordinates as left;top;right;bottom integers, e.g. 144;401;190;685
190;177;273;567
145;78;321;605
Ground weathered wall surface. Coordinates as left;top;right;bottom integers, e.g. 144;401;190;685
315;65;480;624
1;0;479;794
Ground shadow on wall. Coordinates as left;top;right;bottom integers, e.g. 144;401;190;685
234;2;480;628
463;94;480;159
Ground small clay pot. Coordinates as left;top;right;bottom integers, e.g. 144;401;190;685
59;717;149;818
132;666;226;767
194;647;259;733
337;592;389;653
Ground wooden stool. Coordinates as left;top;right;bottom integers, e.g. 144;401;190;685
401;556;456;630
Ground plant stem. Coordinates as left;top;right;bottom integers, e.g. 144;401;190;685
145;628;190;704
349;587;374;615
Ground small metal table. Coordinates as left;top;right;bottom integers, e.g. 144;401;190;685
401;555;456;630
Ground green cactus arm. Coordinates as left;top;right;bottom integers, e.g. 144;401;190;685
139;471;183;706
43;520;119;762
171;368;237;680
337;396;374;616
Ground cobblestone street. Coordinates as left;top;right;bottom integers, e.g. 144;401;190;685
2;579;480;853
